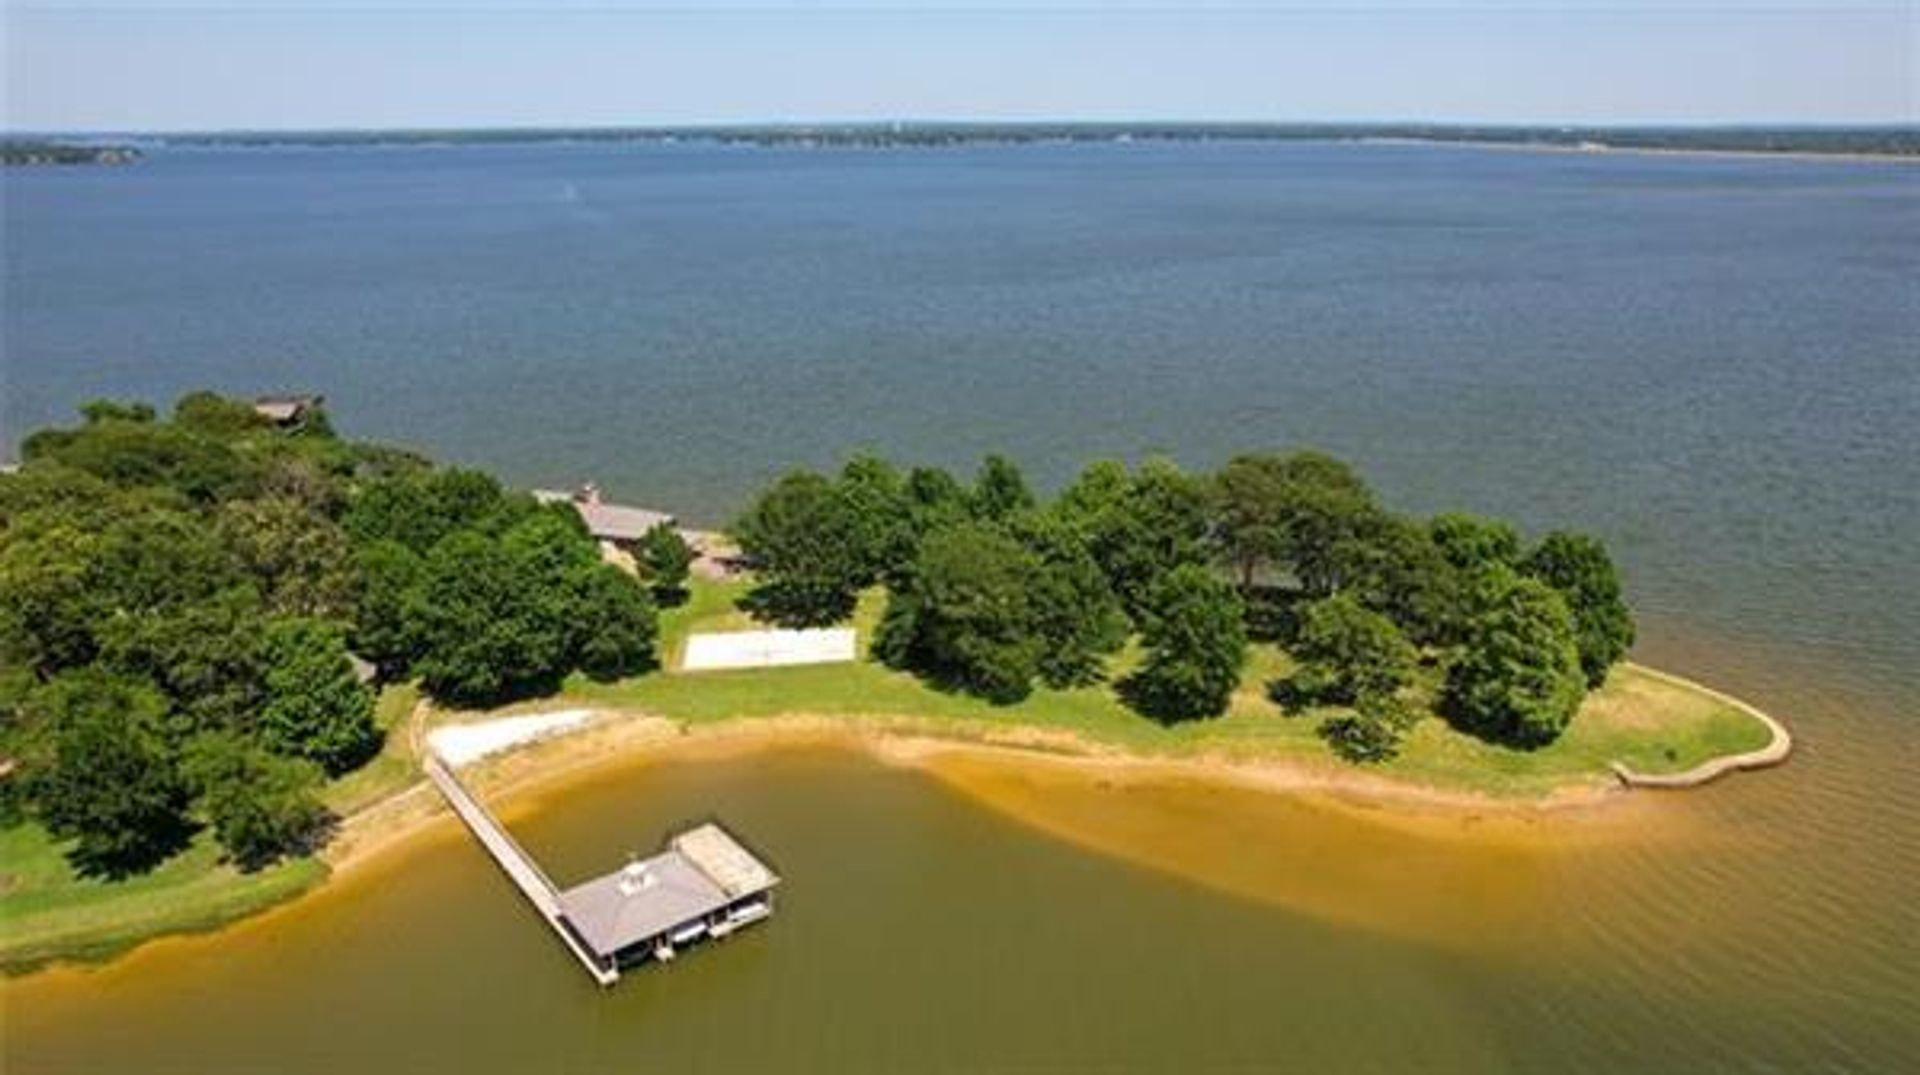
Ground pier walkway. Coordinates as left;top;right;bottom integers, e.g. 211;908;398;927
423;755;620;986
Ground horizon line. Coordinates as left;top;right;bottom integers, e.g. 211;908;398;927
10;117;1919;138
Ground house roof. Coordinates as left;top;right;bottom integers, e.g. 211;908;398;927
252;394;324;422
533;489;676;542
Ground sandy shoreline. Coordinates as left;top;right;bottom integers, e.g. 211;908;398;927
327;703;1636;879
6;665;1786;979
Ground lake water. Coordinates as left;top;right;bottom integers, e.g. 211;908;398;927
3;142;1917;1070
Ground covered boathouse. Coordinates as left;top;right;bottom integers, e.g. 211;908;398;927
558;823;781;974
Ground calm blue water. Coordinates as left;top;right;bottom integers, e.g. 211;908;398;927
5;140;1919;1070
6;142;1915;695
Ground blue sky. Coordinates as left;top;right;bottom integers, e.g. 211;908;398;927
4;2;1914;131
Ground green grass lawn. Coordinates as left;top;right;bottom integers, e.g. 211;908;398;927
2;682;424;976
321;682;423;816
0;824;325;975
563;577;1775;798
3;578;1773;975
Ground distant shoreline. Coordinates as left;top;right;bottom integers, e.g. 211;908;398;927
1357;135;1920;165
49;122;1918;160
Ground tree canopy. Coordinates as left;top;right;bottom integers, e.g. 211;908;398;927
876;522;1045;703
1523;531;1635;686
1;392;661;876
1442;568;1587;748
636;521;695;606
256;618;379;774
25;672;193;877
1287;592;1416;706
1123;564;1248;722
733;471;868;626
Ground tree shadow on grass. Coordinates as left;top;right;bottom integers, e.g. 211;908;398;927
67;815;199;882
1115;673;1218;727
738;583;857;629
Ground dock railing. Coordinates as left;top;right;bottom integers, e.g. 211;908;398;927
423;754;619;986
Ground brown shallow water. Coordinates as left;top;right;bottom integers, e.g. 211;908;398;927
4;624;1916;1073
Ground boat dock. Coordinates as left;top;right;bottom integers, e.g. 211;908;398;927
424;754;779;986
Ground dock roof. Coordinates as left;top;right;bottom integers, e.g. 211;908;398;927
556;824;778;957
674;823;780;898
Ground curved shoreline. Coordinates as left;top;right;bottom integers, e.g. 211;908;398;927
1607;665;1793;788
5;662;1788;979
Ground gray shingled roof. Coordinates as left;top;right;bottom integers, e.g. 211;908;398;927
558;852;730;956
555;823;779;957
532;490;676;542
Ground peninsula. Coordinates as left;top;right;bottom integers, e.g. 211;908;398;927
0;392;1787;974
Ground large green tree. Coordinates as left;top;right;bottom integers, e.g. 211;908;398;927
1429;513;1521;574
1018;517;1129;689
1523;531;1636;687
413;533;564;705
733;470;868;626
97;588;265;737
0;517;109;675
1288;592;1417;705
27;672;193;877
1213;453;1293;588
875;523;1043;703
1442;568;1587;748
1332;514;1470;646
1061;458;1212;622
183;733;328;870
835;454;916;583
1213;451;1376;593
215;495;356;619
349;540;425;677
970;454;1035;523
408;512;604;705
1123;564;1248;722
257;618;379;774
570;564;659;681
342;468;527;553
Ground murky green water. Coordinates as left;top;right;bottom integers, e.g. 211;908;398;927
7;713;1915;1072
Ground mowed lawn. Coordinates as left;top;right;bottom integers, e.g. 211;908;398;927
3;577;1772;974
0;684;420;975
563;577;1775;798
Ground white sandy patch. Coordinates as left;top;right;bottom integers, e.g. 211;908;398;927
682;628;857;671
428;709;597;768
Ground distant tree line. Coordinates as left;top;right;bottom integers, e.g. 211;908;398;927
734;450;1633;757
0;394;658;877
1;141;141;167
159;124;1920;158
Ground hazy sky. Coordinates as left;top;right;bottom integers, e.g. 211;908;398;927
4;2;1915;131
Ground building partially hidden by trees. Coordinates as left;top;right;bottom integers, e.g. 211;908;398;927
1;388;1640;892
1;392;660;879
735;444;1636;755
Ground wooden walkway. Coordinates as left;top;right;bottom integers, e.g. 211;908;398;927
424;755;619;986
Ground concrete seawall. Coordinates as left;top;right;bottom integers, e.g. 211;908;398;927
1609;666;1793;789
